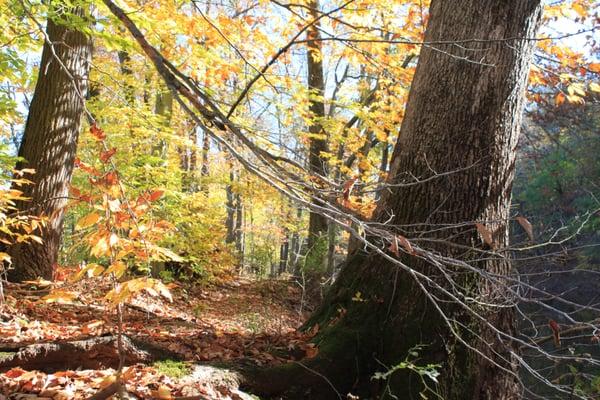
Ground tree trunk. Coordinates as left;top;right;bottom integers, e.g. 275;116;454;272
305;0;328;250
234;192;244;260
225;169;236;244
250;1;543;399
151;86;173;157
7;5;92;282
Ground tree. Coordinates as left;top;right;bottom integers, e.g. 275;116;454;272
305;0;328;252
252;0;544;398
7;5;92;281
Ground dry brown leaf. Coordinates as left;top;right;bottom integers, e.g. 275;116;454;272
516;216;534;241
475;223;494;248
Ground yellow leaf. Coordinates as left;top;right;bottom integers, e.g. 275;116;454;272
566;94;585;104
22;278;53;287
72;263;105;282
567;83;585;97
589;82;600;93
76;212;101;230
157;385;172;400
29;235;43;244
109;233;119;248
104;261;127;278
42;290;78;304
99;375;116;389
0;252;12;264
90;236;110;257
152;246;184;262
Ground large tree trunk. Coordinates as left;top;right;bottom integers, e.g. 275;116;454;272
250;1;543;399
305;0;328;251
7;5;92;282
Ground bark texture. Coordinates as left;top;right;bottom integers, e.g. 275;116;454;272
306;0;328;249
7;6;92;282
249;1;543;399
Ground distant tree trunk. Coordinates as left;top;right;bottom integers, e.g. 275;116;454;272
184;127;198;192
234;192;244;259
305;0;328;251
225;169;236;244
253;1;543;398
278;235;289;274
152;86;172;157
117;49;135;104
199;128;210;192
279;200;290;274
7;5;92;282
289;206;303;274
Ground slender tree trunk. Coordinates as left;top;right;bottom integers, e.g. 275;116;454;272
289;206;303;274
199;128;210;192
252;1;543;398
234;192;244;260
278;236;289;274
7;5;92;282
117;49;135;105
152;86;173;158
225;169;236;244
184;127;198;192
306;0;328;250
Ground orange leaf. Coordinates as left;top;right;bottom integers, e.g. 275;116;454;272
475;223;494;248
389;234;416;256
100;147;117;164
104;171;119;186
90;123;106;141
148;189;165;202
157;384;172;399
304;343;319;359
5;368;26;378
75;212;100;230
342;177;357;201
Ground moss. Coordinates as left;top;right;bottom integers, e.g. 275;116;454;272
152;359;192;379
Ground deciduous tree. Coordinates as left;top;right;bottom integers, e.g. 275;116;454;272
7;4;92;281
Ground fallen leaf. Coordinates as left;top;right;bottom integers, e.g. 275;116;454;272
516;216;534;241
475;223;494;248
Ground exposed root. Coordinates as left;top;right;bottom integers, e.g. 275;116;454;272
0;335;179;372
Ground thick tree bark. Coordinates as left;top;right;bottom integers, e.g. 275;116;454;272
7;6;92;282
249;1;543;399
306;0;328;250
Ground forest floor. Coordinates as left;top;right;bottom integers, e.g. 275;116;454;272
0;274;319;399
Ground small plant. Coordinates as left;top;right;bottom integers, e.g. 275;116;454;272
0;154;45;307
372;345;441;400
152;359;191;379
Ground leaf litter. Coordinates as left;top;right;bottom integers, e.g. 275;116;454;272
0;275;319;399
